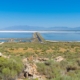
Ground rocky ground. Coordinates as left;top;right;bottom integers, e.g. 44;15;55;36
18;56;64;80
0;52;65;80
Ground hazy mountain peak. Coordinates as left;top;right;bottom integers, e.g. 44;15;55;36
1;25;80;31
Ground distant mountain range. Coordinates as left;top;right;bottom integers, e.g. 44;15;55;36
1;25;44;31
1;25;80;31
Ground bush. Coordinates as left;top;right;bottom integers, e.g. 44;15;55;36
0;57;23;80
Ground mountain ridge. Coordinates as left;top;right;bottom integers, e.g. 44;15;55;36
1;25;80;31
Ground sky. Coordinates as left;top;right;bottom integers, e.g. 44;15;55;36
0;0;80;28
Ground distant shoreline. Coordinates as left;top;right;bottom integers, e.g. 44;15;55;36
0;31;80;33
0;31;80;42
46;40;80;42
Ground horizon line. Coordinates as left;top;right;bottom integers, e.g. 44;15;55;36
0;30;80;33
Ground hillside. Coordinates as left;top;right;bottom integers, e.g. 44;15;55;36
0;42;80;80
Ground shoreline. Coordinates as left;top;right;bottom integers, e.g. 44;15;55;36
46;40;80;42
0;40;80;43
0;31;80;33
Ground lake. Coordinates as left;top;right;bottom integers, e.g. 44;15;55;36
0;31;80;42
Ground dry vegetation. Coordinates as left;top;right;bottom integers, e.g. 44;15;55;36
0;41;80;80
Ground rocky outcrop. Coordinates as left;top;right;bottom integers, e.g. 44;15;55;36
22;57;46;80
0;52;10;58
54;56;64;62
24;63;37;78
0;52;2;57
22;57;38;79
38;58;49;61
33;57;49;63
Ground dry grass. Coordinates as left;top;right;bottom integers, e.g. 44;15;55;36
6;48;35;54
46;49;53;53
2;42;80;55
5;46;80;54
59;48;66;52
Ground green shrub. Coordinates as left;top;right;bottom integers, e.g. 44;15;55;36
0;57;23;80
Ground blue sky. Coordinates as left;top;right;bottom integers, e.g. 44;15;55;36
0;0;80;28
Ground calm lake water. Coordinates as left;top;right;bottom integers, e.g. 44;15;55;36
41;33;80;41
0;31;80;41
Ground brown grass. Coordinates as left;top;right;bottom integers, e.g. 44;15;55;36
6;48;35;54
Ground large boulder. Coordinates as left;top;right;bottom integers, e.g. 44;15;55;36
24;63;37;78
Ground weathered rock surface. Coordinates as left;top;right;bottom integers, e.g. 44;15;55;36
54;56;64;62
22;57;46;80
24;63;37;77
0;52;2;57
0;52;10;58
